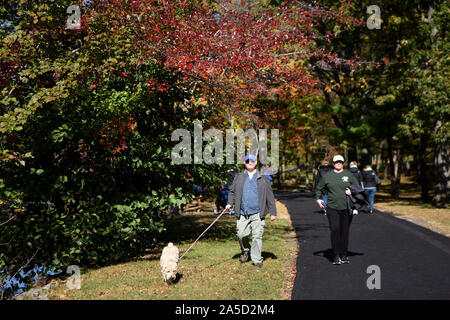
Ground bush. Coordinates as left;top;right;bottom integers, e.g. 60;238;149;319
0;62;224;297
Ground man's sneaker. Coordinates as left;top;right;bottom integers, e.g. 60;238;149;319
340;256;350;264
352;209;358;215
332;256;342;265
369;209;373;214
253;262;263;268
239;252;249;263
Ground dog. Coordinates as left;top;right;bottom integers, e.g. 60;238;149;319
160;242;179;284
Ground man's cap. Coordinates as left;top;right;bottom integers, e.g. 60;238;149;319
332;155;345;162
245;154;257;161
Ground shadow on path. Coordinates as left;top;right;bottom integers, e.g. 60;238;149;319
313;249;364;263
276;190;450;300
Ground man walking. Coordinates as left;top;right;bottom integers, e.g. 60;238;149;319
226;154;277;268
315;155;359;265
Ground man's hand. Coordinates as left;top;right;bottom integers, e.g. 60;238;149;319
225;204;232;211
316;199;325;209
270;215;276;222
345;188;351;196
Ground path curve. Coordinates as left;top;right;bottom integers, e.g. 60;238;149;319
275;190;450;300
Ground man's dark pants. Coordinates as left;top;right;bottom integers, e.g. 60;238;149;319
326;208;353;258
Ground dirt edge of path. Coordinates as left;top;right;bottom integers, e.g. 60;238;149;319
275;200;299;300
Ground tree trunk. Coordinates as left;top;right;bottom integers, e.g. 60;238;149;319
432;120;450;205
347;146;357;163
388;136;401;198
311;138;318;185
405;159;411;175
276;168;281;189
304;166;310;186
296;157;302;185
418;133;431;202
392;150;402;198
424;0;449;205
304;144;309;186
360;148;370;166
394;150;402;197
375;140;386;173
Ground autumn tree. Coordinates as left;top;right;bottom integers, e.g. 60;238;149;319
305;0;448;202
0;0;360;296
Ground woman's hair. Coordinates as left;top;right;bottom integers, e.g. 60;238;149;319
349;161;358;167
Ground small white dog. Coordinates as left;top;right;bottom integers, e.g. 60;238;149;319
160;242;179;284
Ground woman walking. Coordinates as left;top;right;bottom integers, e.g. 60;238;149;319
349;161;363;187
315;155;359;265
362;164;380;214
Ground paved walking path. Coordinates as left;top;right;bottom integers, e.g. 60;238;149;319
275;190;450;300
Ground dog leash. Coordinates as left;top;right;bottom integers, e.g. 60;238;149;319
178;207;228;262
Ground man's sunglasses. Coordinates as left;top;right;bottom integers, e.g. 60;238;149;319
245;159;256;164
333;161;344;164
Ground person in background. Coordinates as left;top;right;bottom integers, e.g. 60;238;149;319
315;155;359;265
361;164;380;214
314;160;333;215
215;183;229;215
349;161;363;187
226;168;237;187
263;163;273;183
214;168;238;215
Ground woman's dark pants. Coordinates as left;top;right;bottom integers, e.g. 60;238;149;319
326;208;353;258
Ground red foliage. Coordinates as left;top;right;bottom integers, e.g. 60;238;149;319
80;0;361;102
1;1;362;131
97;115;136;155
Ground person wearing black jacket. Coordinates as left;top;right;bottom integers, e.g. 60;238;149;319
349;161;363;187
314;160;333;214
361;165;380;214
227;168;237;187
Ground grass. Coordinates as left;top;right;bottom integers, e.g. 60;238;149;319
374;175;450;237
47;201;298;300
29;172;449;300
